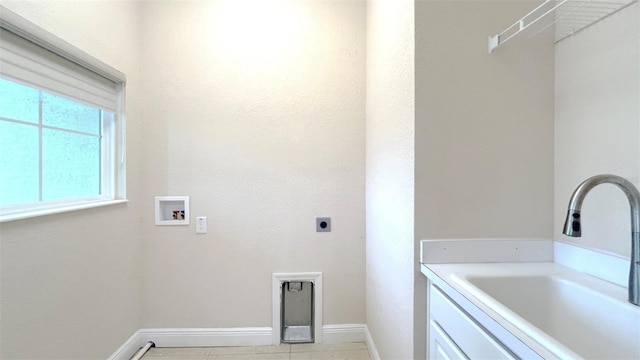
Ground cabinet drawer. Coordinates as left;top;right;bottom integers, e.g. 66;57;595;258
430;284;516;360
430;319;467;360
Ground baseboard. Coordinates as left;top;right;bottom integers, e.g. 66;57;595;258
322;324;366;344
109;324;368;359
107;330;143;360
364;325;381;360
138;327;273;347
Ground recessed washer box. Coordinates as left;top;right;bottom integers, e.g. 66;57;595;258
155;196;189;225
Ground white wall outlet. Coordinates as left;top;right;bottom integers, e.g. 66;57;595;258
196;216;207;234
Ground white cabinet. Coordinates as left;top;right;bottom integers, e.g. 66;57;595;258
429;320;467;360
427;282;543;360
428;284;516;359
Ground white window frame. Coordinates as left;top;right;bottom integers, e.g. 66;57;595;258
0;6;127;222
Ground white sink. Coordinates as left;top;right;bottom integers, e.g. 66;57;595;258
456;273;640;359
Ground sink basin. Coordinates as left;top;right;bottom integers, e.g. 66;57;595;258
458;274;640;359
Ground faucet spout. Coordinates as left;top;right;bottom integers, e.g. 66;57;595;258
562;174;640;306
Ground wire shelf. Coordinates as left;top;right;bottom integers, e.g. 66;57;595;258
488;0;638;54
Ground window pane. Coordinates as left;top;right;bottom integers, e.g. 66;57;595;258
0;121;39;205
42;93;101;135
42;129;100;201
0;78;39;124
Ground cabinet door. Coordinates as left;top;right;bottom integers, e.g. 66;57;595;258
429;320;467;360
430;285;516;360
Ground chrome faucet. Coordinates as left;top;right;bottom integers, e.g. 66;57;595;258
563;174;640;306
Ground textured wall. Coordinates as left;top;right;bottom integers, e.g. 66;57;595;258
0;2;366;356
0;1;144;359
365;0;415;358
138;0;366;329
554;3;640;257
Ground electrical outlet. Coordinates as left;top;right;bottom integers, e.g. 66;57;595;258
316;217;331;232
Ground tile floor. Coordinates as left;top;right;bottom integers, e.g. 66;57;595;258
140;342;371;360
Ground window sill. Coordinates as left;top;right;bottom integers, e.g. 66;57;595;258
0;199;129;222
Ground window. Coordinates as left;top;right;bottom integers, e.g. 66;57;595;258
1;79;110;204
0;7;126;221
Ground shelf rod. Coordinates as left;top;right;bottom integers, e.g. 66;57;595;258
489;0;569;53
489;0;637;53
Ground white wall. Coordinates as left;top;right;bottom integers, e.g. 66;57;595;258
138;0;366;329
366;0;415;358
554;3;640;257
0;1;145;359
415;1;555;357
415;1;555;240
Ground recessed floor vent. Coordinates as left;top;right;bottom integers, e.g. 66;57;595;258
281;281;314;343
272;272;323;345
